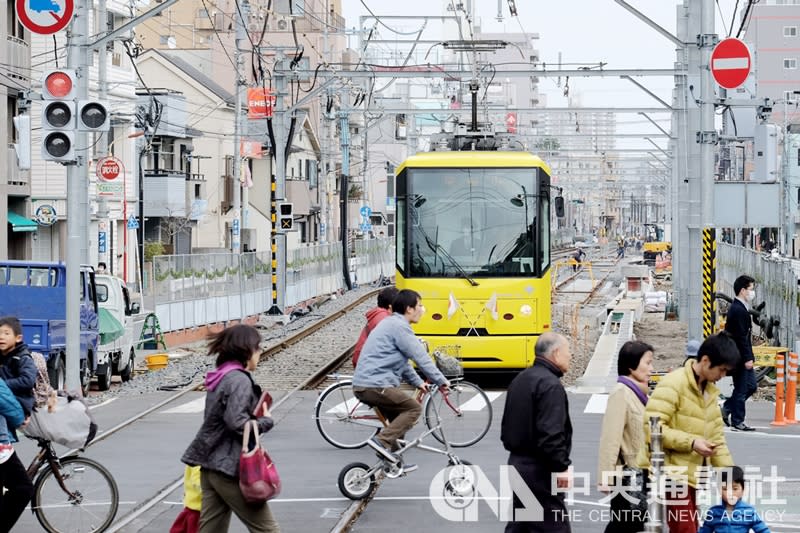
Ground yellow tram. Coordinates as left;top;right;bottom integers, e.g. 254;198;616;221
395;150;558;371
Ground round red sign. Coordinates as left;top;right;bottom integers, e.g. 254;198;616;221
97;156;123;181
16;0;73;35
710;38;752;90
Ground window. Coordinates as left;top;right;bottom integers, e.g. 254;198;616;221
7;0;24;39
786;26;798;37
96;283;109;302
785;91;799;102
784;58;797;69
194;184;201;199
8;96;17;143
197;8;208;18
159;35;173;45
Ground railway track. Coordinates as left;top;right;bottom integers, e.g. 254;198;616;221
91;288;380;532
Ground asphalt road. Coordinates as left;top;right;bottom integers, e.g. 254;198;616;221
11;389;800;533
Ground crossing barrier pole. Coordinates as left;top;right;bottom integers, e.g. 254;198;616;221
772;351;786;426
785;352;798;424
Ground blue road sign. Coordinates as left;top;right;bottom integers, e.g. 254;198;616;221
127;215;139;230
232;218;240;236
359;205;372;218
98;231;106;253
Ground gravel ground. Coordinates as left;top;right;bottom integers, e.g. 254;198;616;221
85;285;380;405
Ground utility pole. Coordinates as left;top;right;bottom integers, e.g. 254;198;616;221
268;50;289;315
231;0;248;254
339;89;353;289
65;0;90;391
97;0;109;271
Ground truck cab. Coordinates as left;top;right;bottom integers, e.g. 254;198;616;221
0;261;99;389
94;274;141;390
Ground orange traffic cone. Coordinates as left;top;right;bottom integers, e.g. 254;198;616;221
785;352;798;424
772;351;787;426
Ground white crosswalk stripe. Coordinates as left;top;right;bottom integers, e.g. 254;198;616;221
163;397;205;414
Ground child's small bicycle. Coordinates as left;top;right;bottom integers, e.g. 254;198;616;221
337;384;476;500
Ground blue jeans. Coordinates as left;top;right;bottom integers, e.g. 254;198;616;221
724;368;758;426
0;416;9;445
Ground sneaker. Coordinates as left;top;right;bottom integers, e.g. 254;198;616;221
732;422;756;432
0;443;14;464
720;406;731;427
367;437;398;463
401;463;418;474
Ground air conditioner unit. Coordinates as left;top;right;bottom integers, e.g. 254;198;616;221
272;15;290;31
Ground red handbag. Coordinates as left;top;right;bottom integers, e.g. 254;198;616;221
239;420;281;503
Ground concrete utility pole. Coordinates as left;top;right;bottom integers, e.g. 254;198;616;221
65;0;91;391
231;0;248;254
97;0;109;270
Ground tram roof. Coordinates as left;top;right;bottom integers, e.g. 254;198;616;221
397;151;552;175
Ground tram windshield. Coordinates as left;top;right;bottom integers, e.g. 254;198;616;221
399;167;550;278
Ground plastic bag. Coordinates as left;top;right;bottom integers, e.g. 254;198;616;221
23;394;96;449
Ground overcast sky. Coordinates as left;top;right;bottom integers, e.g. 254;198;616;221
341;0;743;110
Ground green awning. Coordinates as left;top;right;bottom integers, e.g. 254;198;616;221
98;308;125;345
7;212;38;232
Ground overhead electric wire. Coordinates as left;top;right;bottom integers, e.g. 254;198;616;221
728;0;741;38
359;0;425;35
200;0;237;70
735;0;757;38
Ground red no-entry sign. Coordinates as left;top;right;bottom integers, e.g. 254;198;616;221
710;38;752;90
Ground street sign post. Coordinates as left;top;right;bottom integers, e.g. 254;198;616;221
16;0;74;34
710;38;752;90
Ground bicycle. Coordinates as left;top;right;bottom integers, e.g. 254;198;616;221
337;384;476;500
24;436;119;533
314;349;493;449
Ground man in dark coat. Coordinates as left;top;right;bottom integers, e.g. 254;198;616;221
501;332;573;533
722;275;758;431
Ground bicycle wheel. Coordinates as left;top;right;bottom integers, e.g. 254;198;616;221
338;462;376;500
425;381;493;448
32;456;119;533
315;381;381;449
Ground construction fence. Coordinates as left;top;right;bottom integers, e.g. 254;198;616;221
716;243;800;351
146;238;395;332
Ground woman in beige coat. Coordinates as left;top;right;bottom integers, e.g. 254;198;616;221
597;340;654;533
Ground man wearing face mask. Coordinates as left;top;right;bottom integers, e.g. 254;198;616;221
721;274;758;431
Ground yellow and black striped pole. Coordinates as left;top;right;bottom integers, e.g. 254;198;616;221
270;178;278;309
702;228;716;338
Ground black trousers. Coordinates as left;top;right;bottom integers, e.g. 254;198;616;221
0;451;34;533
603;494;646;533
504;455;571;533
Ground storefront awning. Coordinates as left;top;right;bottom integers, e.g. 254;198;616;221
7;212;38;232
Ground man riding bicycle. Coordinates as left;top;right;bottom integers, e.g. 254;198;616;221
352;289;450;469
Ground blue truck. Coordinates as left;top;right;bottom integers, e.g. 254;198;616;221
0;261;99;390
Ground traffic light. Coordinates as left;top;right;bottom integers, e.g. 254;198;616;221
278;202;294;230
77;100;110;132
41;69;76;162
12;114;31;170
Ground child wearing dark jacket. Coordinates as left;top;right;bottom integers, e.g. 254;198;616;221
699;466;771;533
0;316;37;462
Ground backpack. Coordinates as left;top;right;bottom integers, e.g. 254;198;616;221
30;351;57;411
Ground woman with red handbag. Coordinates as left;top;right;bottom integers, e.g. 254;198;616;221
181;325;280;533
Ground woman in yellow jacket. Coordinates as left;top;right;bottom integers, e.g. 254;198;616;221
597;340;654;533
638;332;739;533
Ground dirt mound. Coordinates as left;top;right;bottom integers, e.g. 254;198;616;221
634;313;689;372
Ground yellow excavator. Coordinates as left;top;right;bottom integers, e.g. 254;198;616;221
643;223;671;266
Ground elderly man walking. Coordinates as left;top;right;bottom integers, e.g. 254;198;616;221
501;332;573;533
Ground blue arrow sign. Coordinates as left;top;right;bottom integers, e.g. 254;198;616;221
359;205;372;218
127;215;139;230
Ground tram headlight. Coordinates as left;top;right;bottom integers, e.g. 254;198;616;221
519;304;532;316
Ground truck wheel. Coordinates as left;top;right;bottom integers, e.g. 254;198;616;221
96;365;111;391
120;349;135;382
48;356;66;391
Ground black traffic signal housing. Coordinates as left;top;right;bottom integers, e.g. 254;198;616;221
41;69;76;162
77;100;110;132
278;202;294;231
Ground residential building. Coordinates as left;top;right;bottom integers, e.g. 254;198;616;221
24;2;138;280
1;0;32;259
